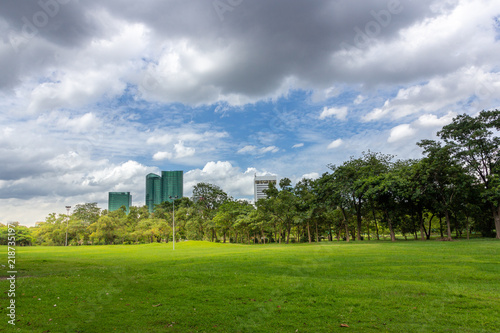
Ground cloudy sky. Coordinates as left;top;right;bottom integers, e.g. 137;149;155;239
1;0;500;225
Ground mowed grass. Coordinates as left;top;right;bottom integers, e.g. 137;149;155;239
1;240;499;332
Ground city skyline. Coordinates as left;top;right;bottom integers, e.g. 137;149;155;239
1;1;500;226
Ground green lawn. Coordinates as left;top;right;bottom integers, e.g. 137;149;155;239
1;239;499;332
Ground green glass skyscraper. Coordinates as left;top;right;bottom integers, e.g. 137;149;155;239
108;192;132;213
161;171;183;202
146;173;162;213
145;171;183;213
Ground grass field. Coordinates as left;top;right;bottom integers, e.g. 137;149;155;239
1;239;499;332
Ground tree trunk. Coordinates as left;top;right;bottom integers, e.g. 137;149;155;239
453;214;459;238
340;207;349;242
385;211;396;242
466;215;470;240
493;205;500;239
315;219;319;243
367;218;370;241
372;208;380;240
307;221;311;243
223;231;226;243
419;212;426;241
286;226;291;244
444;209;452;241
356;203;362;241
439;217;444;238
427;214;434;240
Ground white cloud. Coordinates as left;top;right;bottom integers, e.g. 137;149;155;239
153;151;172;161
301;172;319;180
147;129;229;145
292;143;304;148
363;67;500;121
83;160;151;187
260;146;279;154
354;95;365;105
55;112;101;133
174;141;196;158
388;124;417;143
237;145;279;155
152;142;196;160
237;145;257;154
184;161;263;198
319;106;348;120
327;139;343;149
415;111;456;127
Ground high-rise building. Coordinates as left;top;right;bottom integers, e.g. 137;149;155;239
108;192;132;213
161;171;183;202
254;175;277;202
145;171;184;213
146;173;162;213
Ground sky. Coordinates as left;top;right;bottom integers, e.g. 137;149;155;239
1;0;500;226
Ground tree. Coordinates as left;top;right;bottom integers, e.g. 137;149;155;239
437;110;500;238
327;151;393;241
418;140;473;240
72;203;101;226
257;178;298;244
192;182;230;242
90;210;126;245
0;223;34;246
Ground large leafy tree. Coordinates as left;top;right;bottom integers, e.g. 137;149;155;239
327;151;393;241
72;203;101;226
192;182;230;241
258;178;298;244
418;140;474;240
437;110;500;238
316;172;352;242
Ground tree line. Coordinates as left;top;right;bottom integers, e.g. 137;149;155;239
1;110;499;245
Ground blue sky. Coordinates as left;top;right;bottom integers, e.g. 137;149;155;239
1;0;500;225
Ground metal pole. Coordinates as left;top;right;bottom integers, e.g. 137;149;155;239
172;200;175;250
65;206;71;246
169;196;178;250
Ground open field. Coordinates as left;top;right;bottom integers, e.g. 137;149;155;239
1;240;499;332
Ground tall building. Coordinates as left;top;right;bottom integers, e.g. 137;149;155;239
161;171;183;202
146;173;162;213
254;175;277;203
145;170;184;213
108;192;132;213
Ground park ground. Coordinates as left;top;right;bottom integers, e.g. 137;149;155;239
0;239;499;332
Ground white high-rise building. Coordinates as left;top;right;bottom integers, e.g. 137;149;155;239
254;174;277;203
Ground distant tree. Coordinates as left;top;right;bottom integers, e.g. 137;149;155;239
258;178;297;244
90;209;127;245
192;182;230;242
437;110;500;238
418;140;474;240
72;203;101;226
0;222;34;246
327;151;393;241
